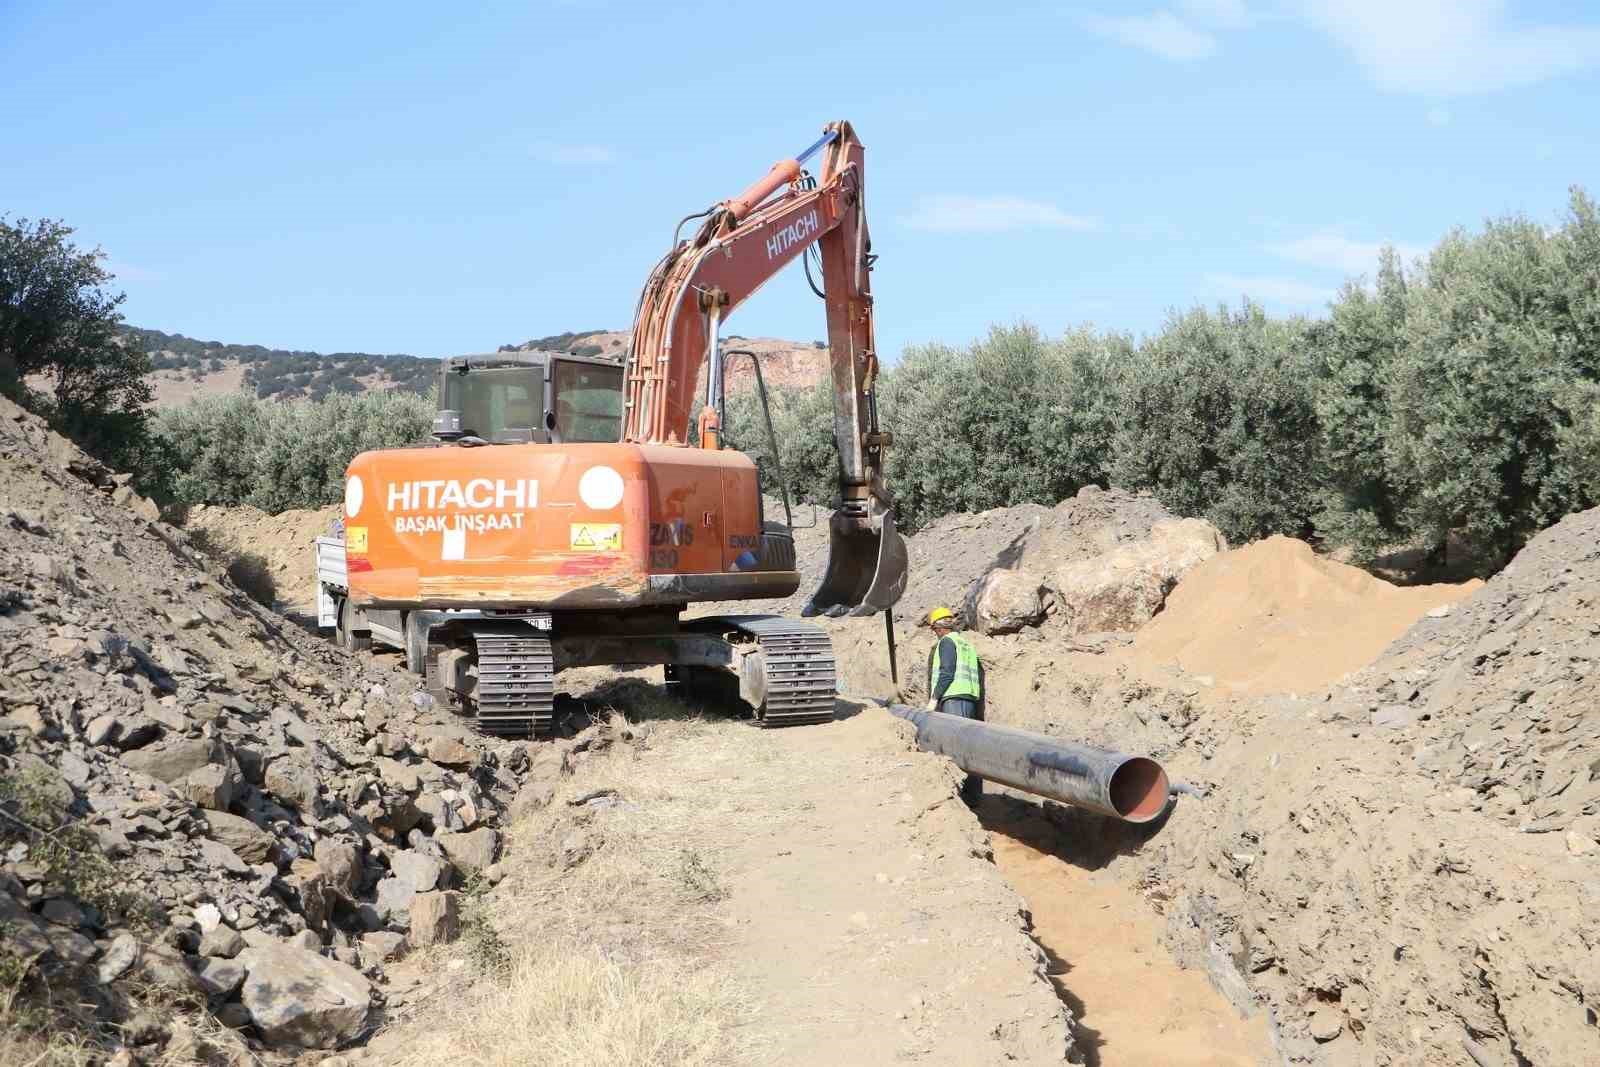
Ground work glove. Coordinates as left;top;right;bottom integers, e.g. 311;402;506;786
925;698;937;712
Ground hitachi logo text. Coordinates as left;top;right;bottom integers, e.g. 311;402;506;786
386;478;538;512
765;210;820;260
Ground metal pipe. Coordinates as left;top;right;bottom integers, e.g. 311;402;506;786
886;706;1171;823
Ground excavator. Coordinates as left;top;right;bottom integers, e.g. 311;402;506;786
318;120;908;737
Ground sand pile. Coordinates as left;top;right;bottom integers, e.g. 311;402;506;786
1134;535;1479;693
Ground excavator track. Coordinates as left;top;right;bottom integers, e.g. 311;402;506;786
701;616;837;727
471;626;555;738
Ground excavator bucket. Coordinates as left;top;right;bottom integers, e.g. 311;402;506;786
803;510;909;618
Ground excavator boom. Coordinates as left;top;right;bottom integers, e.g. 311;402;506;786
623;120;907;616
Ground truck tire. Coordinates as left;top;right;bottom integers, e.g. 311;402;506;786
337;597;371;652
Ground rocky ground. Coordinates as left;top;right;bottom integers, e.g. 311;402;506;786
0;393;552;1063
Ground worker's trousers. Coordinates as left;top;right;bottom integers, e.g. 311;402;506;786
938;696;984;807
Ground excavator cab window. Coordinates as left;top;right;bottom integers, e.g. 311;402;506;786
550;360;624;443
441;365;542;444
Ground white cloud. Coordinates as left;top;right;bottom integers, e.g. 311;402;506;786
1180;0;1248;27
1206;273;1335;308
1298;0;1600;95
902;195;1097;234
1266;231;1428;274
1083;11;1218;60
534;143;617;165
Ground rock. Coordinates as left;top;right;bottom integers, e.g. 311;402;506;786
1055;518;1225;634
264;757;319;812
420;728;475;768
1567;830;1596;856
560;829;595;870
970;568;1052;635
40;897;86;927
374;757;421;794
184;762;239;811
134;942;205;998
215;1002;253;1030
510;747;567;820
202;811;275;864
194;902;222;933
238;943;373;1049
199;925;245;959
1307;1007;1343;1042
375;877;415;926
97;932;141;983
1371;706;1417;729
194;956;247;998
415;792;462;832
436;827;499;874
288;929;322;951
390;849;447;893
120;737;223;784
198;839;251;875
408;891;460;947
313;839;361;897
115;718;162;751
85;713;122;746
57;752;92;789
360;931;406;964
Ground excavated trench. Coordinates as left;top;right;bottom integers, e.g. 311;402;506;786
979;792;1274;1067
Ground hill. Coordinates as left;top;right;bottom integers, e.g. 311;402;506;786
130;327;829;408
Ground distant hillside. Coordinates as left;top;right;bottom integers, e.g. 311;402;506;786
125;327;436;406
130;326;830;408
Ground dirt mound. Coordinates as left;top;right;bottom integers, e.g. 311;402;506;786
1341;507;1600;835
1135;535;1480;693
185;501;338;611
0;394;541;1060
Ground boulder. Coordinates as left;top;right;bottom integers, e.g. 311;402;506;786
360;930;406;964
313;839;361;897
194;956;247;998
199;925;245;959
264;757;319;812
97;932;141;983
202;811;275;864
419;728;475;768
389;849;447;893
120;737;223;784
1056;518;1225;634
198;839;251;876
969;569;1051;635
408;891;460;947
436;827;499;874
185;762;240;811
375;877;415;927
238;943;372;1049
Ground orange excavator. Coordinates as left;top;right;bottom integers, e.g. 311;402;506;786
319;120;907;736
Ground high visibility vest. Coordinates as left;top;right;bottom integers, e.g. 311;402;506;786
930;632;982;701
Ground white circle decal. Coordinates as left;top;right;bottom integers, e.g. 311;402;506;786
344;475;364;518
578;465;625;511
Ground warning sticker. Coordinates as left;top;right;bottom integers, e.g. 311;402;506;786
570;523;622;550
346;526;368;554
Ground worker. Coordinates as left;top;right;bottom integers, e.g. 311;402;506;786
925;607;985;806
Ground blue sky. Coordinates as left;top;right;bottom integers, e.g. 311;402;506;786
3;1;1597;361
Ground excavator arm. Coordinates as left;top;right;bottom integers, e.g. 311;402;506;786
623;121;907;616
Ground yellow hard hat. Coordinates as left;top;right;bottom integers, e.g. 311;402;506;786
929;607;955;625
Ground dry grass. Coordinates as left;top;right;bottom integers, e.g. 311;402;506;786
386;938;742;1067
377;705;761;1067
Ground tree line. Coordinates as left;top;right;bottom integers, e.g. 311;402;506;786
727;187;1600;569
6;189;1599;572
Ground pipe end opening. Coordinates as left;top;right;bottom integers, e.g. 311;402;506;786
1110;757;1170;823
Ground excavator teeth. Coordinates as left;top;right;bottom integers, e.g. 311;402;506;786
471;627;555;738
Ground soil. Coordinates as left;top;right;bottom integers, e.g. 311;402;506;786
985;796;1274;1067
